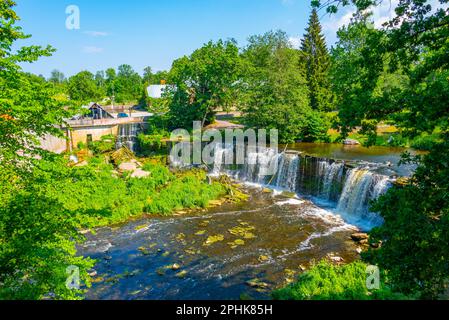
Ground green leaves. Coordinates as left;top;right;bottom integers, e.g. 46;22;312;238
168;40;243;128
67;71;102;103
301;9;334;112
241;30;329;143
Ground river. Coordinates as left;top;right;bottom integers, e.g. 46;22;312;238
79;143;416;300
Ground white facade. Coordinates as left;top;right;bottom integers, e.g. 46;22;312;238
146;85;168;99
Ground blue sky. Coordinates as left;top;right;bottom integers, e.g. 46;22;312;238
14;0;391;78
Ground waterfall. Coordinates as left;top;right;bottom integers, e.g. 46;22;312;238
336;168;390;228
116;123;143;152
172;143;393;230
319;161;345;201
274;154;300;191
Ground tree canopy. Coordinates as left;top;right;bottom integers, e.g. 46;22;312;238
242;30;330;143
168;39;243;129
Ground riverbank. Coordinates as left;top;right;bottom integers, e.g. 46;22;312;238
66;153;246;230
79;186;362;300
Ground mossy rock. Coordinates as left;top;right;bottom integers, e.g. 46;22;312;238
203;234;224;246
281;191;297;198
199;220;210;227
135;224;148;231
176;270;188;278
138;246;150;255
227;239;245;249
228;224;257;240
246;278;269;289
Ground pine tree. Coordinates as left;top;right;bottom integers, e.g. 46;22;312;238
301;9;333;112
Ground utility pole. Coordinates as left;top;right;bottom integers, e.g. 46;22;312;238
111;83;115;110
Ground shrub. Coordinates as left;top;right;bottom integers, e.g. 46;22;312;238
272;261;409;300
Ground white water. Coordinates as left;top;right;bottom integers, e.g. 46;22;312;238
116;123;142;152
204;144;393;230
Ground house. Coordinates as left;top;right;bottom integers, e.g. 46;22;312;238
83;102;114;119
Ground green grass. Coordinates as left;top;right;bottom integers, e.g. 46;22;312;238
272;261;410;300
328;127;441;151
53;158;227;228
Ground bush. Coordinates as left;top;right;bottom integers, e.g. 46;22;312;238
51;159;226;227
410;133;441;151
88;135;116;154
272;261;409;300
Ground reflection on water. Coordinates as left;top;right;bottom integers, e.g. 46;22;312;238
286;143;423;176
79;188;359;300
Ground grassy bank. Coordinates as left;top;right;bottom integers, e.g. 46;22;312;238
61;156;238;228
272;260;410;300
328;125;442;151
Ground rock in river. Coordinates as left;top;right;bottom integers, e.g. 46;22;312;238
351;232;369;241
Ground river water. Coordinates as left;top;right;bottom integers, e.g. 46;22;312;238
79;143;415;300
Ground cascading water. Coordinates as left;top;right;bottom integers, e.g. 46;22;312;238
336;168;389;228
116;123;143;152
275;154;300;191
319;161;344;200
205;144;393;230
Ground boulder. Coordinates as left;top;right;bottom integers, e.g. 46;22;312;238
118;161;138;171
351;232;369;241
131;168;151;178
343;139;361;145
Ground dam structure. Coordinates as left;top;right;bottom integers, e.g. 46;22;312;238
39;103;152;153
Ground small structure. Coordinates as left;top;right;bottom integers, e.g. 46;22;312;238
84;102;114;120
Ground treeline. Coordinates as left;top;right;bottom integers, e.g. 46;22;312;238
47;65;168;104
166;9;334;143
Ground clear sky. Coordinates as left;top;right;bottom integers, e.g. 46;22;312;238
13;0;396;78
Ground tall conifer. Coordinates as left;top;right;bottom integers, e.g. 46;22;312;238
301;9;333;111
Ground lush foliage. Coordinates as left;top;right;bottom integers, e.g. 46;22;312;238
366;135;449;298
168;39;243;129
301;9;334;112
241;30;330;143
317;0;449;298
273;261;408;300
0;1;91;299
67;71;102;103
46;158;227;227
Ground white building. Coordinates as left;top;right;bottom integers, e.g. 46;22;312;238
146;85;168;99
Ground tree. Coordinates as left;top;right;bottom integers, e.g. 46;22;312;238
314;0;449;298
49;69;65;84
114;64;142;103
143;66;153;83
168;39;243;129
0;1;93;299
242;30;329;143
67;71;101;103
301;9;334;112
94;71;106;98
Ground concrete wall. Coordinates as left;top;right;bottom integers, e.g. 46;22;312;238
71;125;119;149
39;125;119;153
40;133;68;154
